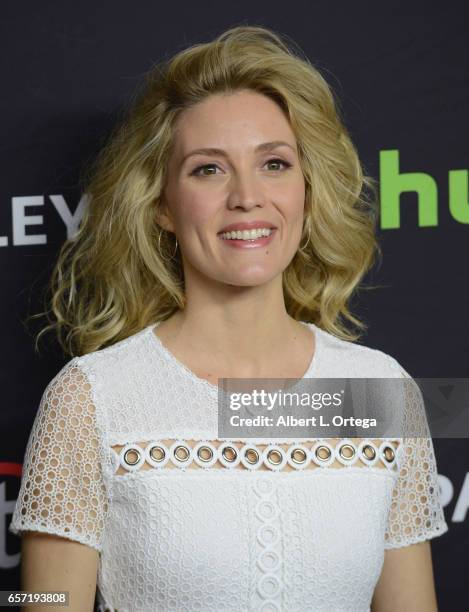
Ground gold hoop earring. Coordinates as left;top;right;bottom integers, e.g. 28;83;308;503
157;230;178;262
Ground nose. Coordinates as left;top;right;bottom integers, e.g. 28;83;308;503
226;168;266;210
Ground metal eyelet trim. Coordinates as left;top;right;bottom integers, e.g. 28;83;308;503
383;447;395;462
114;438;400;473
286;444;310;470
262;445;287;471
316;446;332;460
193;441;218;468
335;440;358;466
124;449;140;465
218;442;241;468
357;440;379;467
246;448;260;463
145;442;170;469
150;445;165;461
198;446;213;461
118;444;146;472
339;443;355;460
240;444;262;469
362;444;376;460
311;441;335;467
175;445;190;460
223;447;237;461
267;450;282;465
377;441;397;470
169;440;193;468
291;448;307;464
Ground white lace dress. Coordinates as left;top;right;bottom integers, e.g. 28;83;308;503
9;321;448;612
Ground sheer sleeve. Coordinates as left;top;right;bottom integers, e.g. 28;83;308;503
383;357;449;549
8;358;109;552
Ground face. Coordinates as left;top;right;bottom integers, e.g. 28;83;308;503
159;89;306;289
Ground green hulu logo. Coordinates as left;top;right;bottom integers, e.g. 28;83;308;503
379;150;469;228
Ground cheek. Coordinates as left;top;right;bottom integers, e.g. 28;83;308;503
268;174;305;208
277;185;306;221
293;176;306;206
173;191;215;233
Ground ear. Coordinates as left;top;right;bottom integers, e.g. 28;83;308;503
155;195;175;233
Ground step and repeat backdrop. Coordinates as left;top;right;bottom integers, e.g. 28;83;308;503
1;4;468;611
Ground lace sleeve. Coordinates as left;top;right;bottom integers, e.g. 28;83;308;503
383;356;449;549
8;358;109;552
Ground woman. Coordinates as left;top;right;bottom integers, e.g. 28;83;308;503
9;25;448;612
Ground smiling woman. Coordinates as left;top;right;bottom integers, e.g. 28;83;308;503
10;24;447;612
30;25;381;356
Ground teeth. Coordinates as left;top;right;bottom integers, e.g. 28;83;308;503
220;228;274;240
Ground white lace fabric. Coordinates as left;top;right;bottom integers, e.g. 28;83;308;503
9;362;108;550
9;322;448;612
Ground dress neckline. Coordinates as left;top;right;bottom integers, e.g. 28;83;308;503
145;320;322;395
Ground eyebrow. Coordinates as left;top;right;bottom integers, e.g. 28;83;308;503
180;140;296;165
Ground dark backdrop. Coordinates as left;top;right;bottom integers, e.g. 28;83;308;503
1;3;468;611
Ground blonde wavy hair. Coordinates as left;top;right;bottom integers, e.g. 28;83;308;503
33;24;382;357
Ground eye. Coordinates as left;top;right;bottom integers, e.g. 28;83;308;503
264;158;292;172
190;163;221;177
190;158;292;177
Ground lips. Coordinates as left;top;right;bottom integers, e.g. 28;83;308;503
218;220;277;234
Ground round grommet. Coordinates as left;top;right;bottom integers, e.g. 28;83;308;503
124;448;140;465
222;446;237;461
335;439;358;466
198;446;213;461
379;441;396;467
174;444;190;461
384;447;395;462
150;445;165;461
192;441;218;468
240;444;262;470
286;444;311;470
363;444;376;460
169;440;194;468
357;440;379;467
145;442;170;468
311;441;335;467
316;446;331;460
267;450;282;465
258;549;281;573
119;444;145;472
257;574;282;599
175;445;189;460
217;442;241;468
262;445;287;471
339;444;355;460
257;523;280;547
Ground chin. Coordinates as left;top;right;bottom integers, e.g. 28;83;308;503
220;271;282;288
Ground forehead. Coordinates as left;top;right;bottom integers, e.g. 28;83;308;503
172;90;296;152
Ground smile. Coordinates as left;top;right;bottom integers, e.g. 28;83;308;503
217;228;277;249
219;228;274;240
